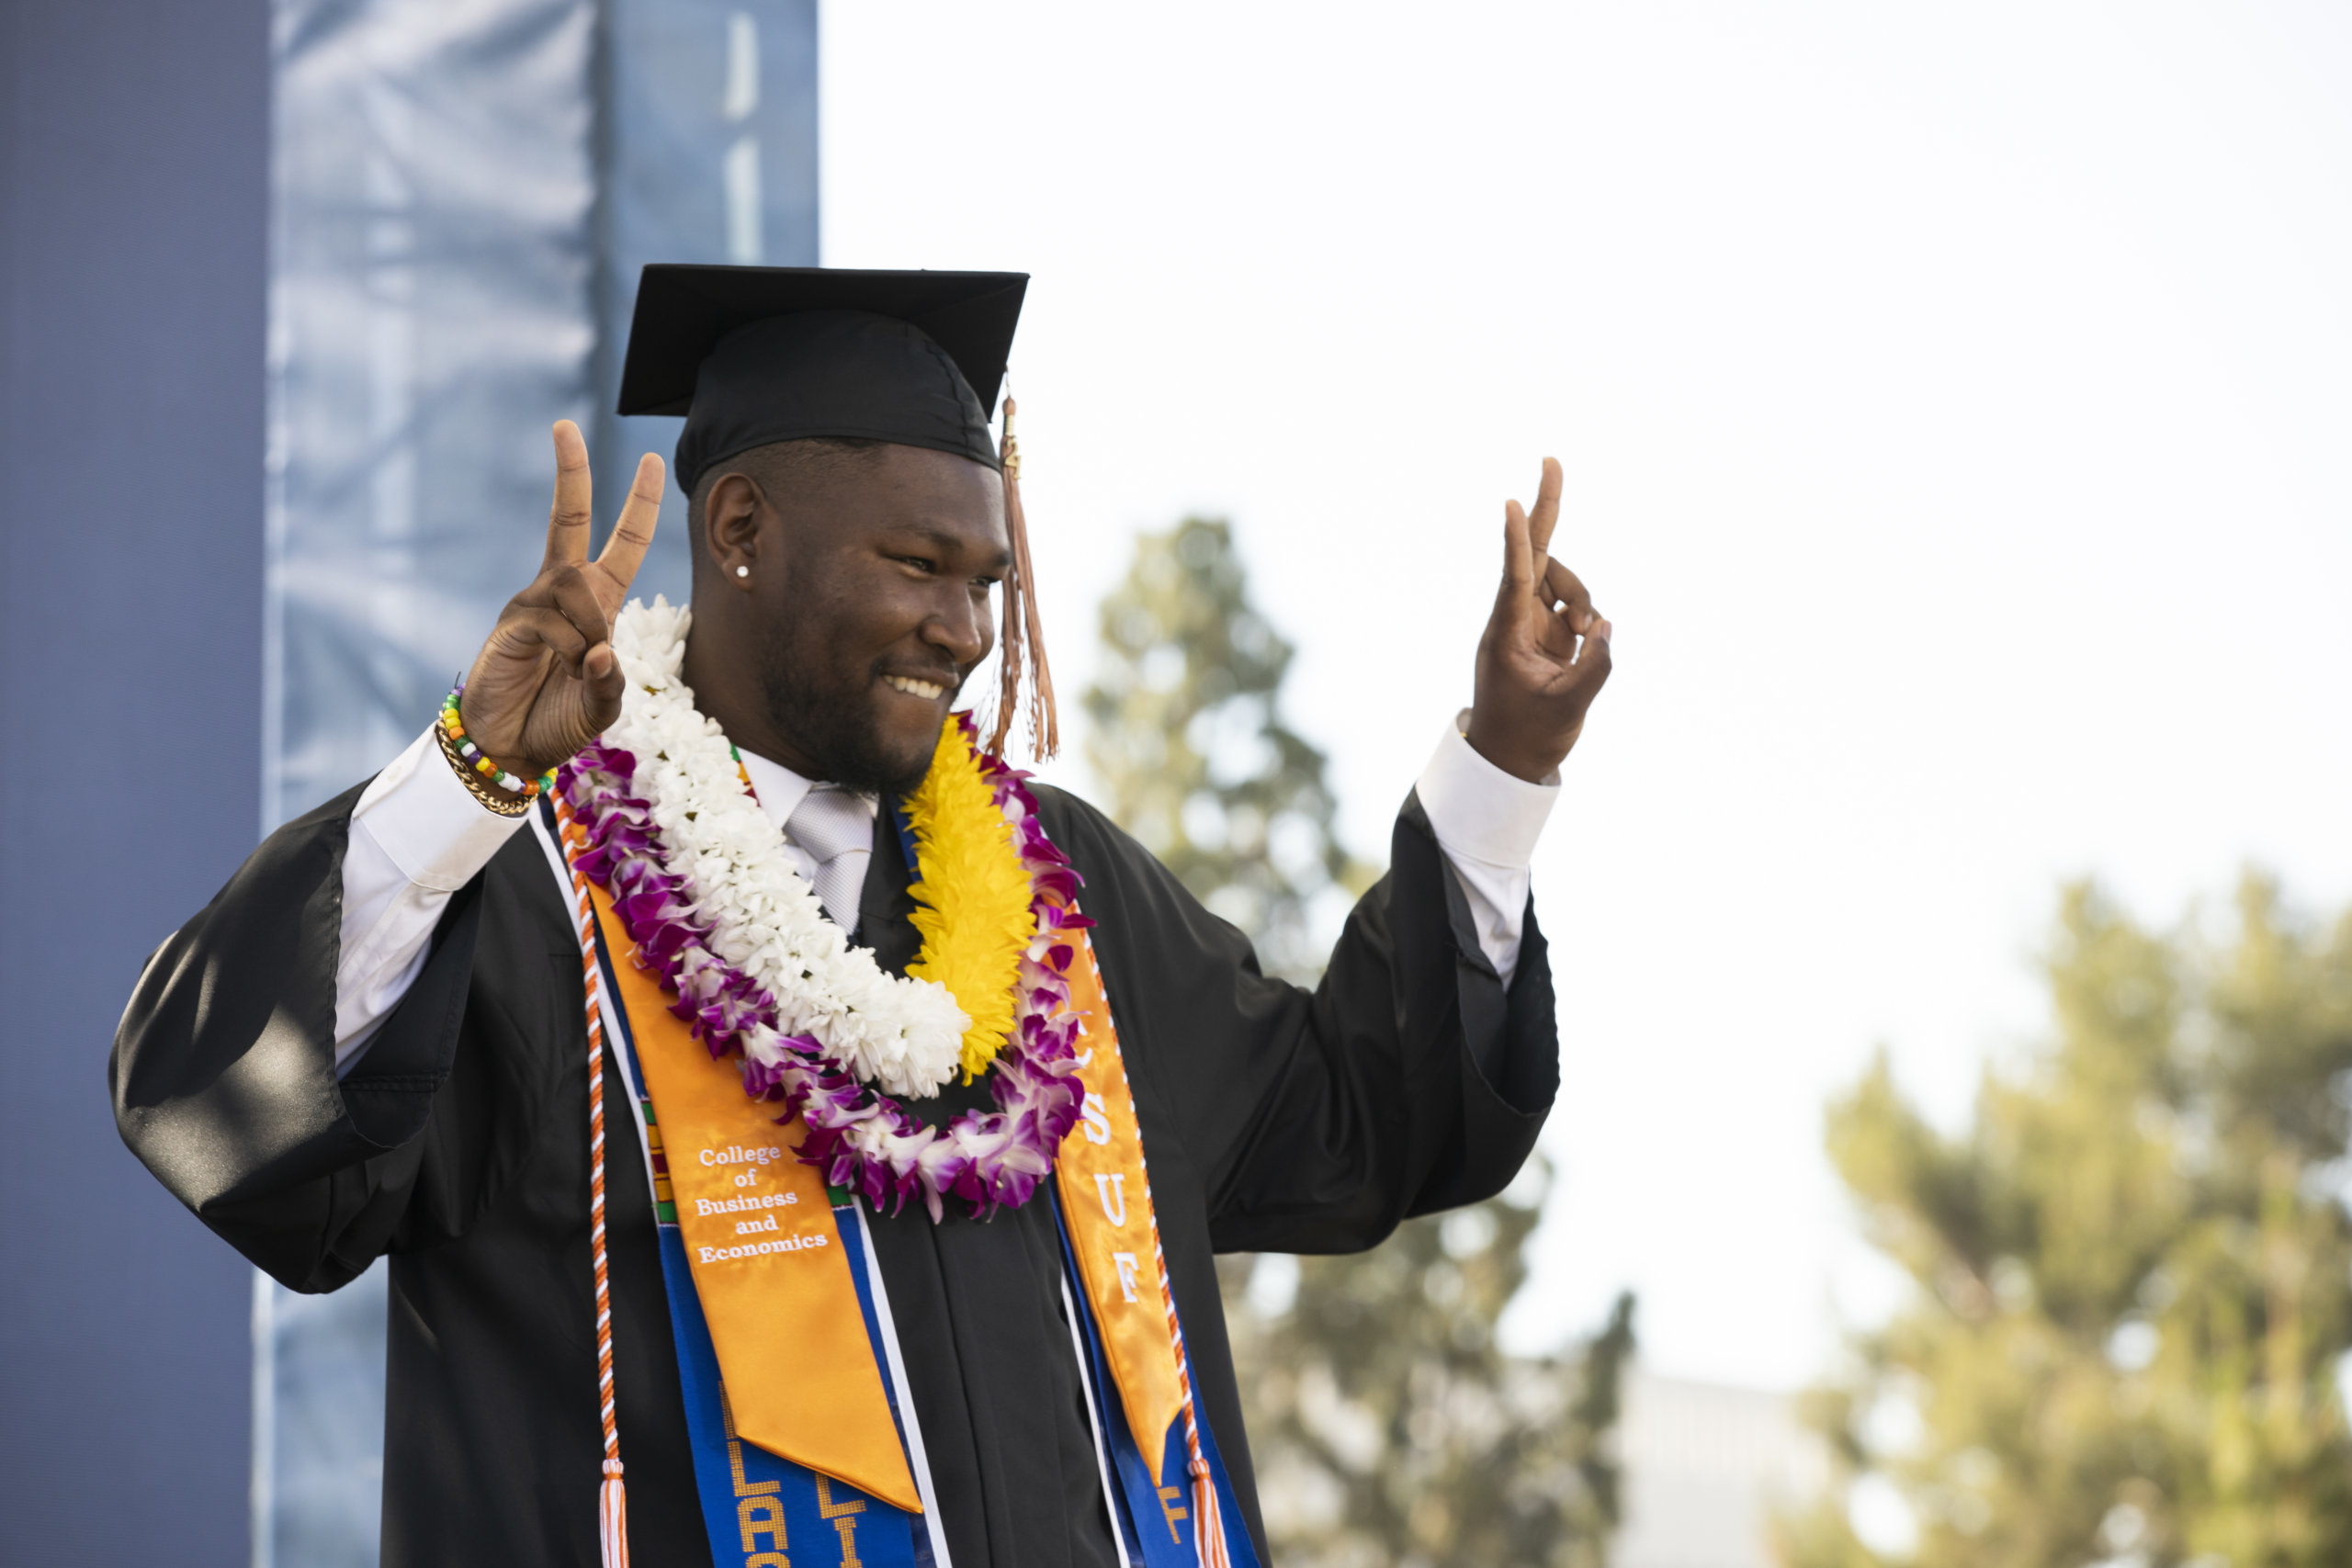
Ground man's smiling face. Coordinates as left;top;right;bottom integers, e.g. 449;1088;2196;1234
714;439;1008;794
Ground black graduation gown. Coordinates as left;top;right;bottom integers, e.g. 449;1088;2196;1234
112;779;1557;1566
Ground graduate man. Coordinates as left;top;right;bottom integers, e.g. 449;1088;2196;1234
114;267;1613;1568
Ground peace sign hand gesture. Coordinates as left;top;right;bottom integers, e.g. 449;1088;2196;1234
457;421;665;784
1464;457;1613;783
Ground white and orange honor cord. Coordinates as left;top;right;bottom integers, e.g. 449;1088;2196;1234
555;795;630;1568
1156;1238;1230;1566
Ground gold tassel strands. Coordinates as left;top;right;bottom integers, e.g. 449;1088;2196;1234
986;396;1060;760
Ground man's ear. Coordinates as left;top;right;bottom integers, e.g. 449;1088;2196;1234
702;471;765;588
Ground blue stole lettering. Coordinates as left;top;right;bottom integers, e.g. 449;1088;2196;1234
657;1213;928;1567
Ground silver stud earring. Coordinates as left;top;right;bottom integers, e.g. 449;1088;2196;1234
735;565;750;579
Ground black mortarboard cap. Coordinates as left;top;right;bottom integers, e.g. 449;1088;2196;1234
617;265;1029;495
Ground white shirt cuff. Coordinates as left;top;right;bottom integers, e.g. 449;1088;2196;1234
1414;712;1558;872
334;727;533;1071
351;725;533;891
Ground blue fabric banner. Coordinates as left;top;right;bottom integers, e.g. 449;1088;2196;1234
254;3;820;1555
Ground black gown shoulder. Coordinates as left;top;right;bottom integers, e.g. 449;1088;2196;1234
1027;781;1559;1249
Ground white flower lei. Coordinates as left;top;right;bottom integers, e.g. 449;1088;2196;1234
603;598;970;1098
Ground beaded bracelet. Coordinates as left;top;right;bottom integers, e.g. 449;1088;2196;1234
435;716;534;818
439;680;557;807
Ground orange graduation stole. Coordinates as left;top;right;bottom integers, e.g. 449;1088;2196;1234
1052;930;1187;1479
586;874;921;1511
574;858;1244;1563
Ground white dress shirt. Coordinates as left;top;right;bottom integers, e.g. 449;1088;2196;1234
737;748;877;914
333;716;1557;1072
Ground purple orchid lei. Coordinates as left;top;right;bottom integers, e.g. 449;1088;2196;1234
558;714;1094;1222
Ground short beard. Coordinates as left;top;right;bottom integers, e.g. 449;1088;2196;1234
756;643;939;797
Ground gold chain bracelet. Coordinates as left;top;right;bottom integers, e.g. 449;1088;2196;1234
435;715;536;818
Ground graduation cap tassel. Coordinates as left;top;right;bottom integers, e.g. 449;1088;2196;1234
989;397;1060;760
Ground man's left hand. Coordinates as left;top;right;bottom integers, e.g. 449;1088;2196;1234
1465;457;1613;783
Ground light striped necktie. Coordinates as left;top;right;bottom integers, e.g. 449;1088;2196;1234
785;784;873;932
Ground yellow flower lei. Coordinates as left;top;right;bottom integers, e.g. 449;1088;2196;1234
902;718;1038;1083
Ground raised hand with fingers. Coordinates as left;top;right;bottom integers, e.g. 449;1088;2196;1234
457;420;666;787
1465;456;1613;784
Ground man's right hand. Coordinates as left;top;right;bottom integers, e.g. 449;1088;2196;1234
457;421;665;783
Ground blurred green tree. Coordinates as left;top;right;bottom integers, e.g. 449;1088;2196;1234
1083;514;1367;983
1781;878;2352;1568
1087;515;1634;1566
1220;1181;1637;1568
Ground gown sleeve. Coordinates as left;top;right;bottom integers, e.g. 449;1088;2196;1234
108;785;584;1292
335;725;534;1067
1035;785;1559;1257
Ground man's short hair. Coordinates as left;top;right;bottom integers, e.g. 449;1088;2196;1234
686;435;892;552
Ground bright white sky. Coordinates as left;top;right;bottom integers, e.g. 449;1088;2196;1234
822;1;2352;1392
